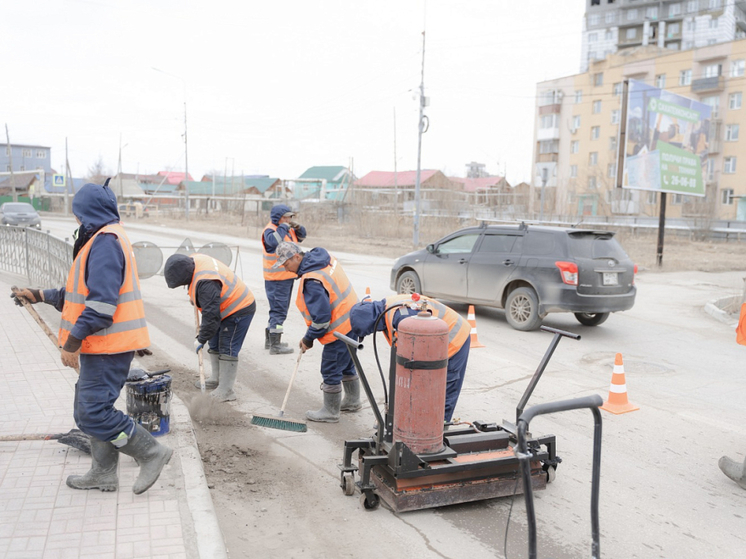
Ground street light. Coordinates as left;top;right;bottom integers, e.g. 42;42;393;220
152;67;190;221
539;167;548;223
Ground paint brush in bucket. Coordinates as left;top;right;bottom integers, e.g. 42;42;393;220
251;352;307;433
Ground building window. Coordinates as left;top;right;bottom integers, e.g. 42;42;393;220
605;30;613;41
589;176;598;189
570;165;578;178
592;100;602;113
608;163;617;178
703;95;720;117
606;12;616;23
627;9;638;20
656;74;666;88
709;0;722;8
610;136;618;151
576;90;584;104
687;0;698;12
647;6;658;18
704;63;722;78
729;92;742;110
540;114;558;129
589;14;601;25
707;158;715;180
539;140;559;154
589;32;598;42
593;73;603;86
722;188;734;204
571;140;580;154
573;115;581;130
612;83;622;96
726;124;740;141
647;191;658;204
731;60;745;78
35;150;46;158
669;22;681;36
626;28;637;40
611;110;620;124
724;156;737;173
679;69;692;85
22;149;31;157
589;152;598;166
686;20;696;32
591;126;600;140
707;38;717;45
710;17;719;29
669;3;682;16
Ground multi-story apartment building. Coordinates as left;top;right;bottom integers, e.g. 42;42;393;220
533;40;746;221
581;0;746;72
0;143;52;174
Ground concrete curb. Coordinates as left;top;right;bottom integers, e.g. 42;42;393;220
704;295;740;327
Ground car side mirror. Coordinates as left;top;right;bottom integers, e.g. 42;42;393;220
426;244;435;254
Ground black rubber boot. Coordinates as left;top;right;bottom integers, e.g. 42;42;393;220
719;455;746;489
211;357;238;402
66;438;119;492
306;386;342;423
264;328;270;350
116;424;173;494
269;332;294;355
340;377;362;412
194;351;220;389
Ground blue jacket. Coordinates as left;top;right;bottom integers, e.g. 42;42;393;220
44;183;126;342
263;204;306;253
297;247;335;343
350;299;421;341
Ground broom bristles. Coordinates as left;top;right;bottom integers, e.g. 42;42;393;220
251;413;307;433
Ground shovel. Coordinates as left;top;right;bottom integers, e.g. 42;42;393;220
0;429;91;454
194;306;205;393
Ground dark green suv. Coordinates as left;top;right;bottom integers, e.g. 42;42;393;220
390;223;637;331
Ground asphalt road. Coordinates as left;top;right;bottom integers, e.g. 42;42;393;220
36;217;746;559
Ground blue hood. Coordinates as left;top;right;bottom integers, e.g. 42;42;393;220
72;182;120;237
270;204;293;225
349;300;387;339
297;247;331;276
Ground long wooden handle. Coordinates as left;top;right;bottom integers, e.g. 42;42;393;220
279;352;303;414
194;305;205;393
12;287;79;375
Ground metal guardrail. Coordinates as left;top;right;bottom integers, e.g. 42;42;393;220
0;227;72;287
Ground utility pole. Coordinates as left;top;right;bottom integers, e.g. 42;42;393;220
117;133;123;201
5;124;17;202
413;30;428;247
539;167;548;222
184;99;189;221
64;138;71;217
393;108;399;214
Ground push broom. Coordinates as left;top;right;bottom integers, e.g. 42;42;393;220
251;352;307;432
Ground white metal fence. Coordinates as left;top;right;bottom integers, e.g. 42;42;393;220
0;226;72;287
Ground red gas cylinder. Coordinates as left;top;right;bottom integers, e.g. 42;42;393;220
393;311;449;455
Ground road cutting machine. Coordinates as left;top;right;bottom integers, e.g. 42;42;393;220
335;296;581;512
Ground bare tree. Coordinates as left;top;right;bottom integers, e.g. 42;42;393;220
86;155;111;184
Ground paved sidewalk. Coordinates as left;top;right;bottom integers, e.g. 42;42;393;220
0;275;227;559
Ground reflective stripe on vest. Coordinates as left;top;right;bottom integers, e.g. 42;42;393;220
262;222;298;281
58;223;150;354
296;257;358;345
188;254;255;319
383;294;470;358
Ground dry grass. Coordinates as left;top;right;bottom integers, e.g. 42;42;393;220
150;211;746;273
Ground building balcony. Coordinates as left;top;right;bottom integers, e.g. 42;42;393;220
539;103;562;115
536;153;559;163
691;75;725;93
537;128;561;141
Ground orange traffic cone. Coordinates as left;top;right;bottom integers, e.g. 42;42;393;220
600;353;639;414
363;286;371;302
467;305;485;348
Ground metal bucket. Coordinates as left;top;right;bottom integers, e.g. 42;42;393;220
126;374;172;437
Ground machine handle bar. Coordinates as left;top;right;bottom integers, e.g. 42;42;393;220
333;332;364;350
539;325;581;340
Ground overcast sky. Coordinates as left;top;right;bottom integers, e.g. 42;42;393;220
2;0;584;185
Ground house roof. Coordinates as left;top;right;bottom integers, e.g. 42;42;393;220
449;176;506;193
298;166;350;182
157;171;194;185
0;174;38;190
181;177;281;195
355;170;441;188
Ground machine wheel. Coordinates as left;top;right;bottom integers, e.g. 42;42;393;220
396;271;421;295
574;312;610;326
360;492;380;511
505;287;542;331
543;464;557;484
342;475;355;496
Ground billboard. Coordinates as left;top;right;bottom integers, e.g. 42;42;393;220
622;79;711;197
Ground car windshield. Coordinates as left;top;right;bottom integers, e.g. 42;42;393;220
2;203;35;212
567;232;628;260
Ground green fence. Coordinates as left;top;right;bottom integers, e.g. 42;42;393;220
0;196;50;211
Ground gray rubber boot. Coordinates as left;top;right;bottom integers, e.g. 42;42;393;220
66;438;119;492
719;455;746;489
116;424;173;495
194;351;220;389
211;357;238;402
306;386;342;423
269;332;294;355
340;377;362;412
264;328;271;350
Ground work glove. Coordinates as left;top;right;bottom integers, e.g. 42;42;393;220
136;348;153;357
289;221;302;230
194;339;204;354
10;287;43;305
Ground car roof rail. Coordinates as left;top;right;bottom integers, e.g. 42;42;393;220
519;221;528;231
479;221;487;228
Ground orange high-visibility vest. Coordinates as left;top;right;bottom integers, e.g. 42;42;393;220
296;257;358;345
188;254;254;318
737;303;746;346
383;294;470;358
262;222;299;281
59;223;150;354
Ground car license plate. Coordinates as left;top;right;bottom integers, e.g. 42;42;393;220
602;272;618;286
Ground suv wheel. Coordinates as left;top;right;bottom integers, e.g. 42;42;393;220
574;312;610;326
396;271;421;294
505;287;542;331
